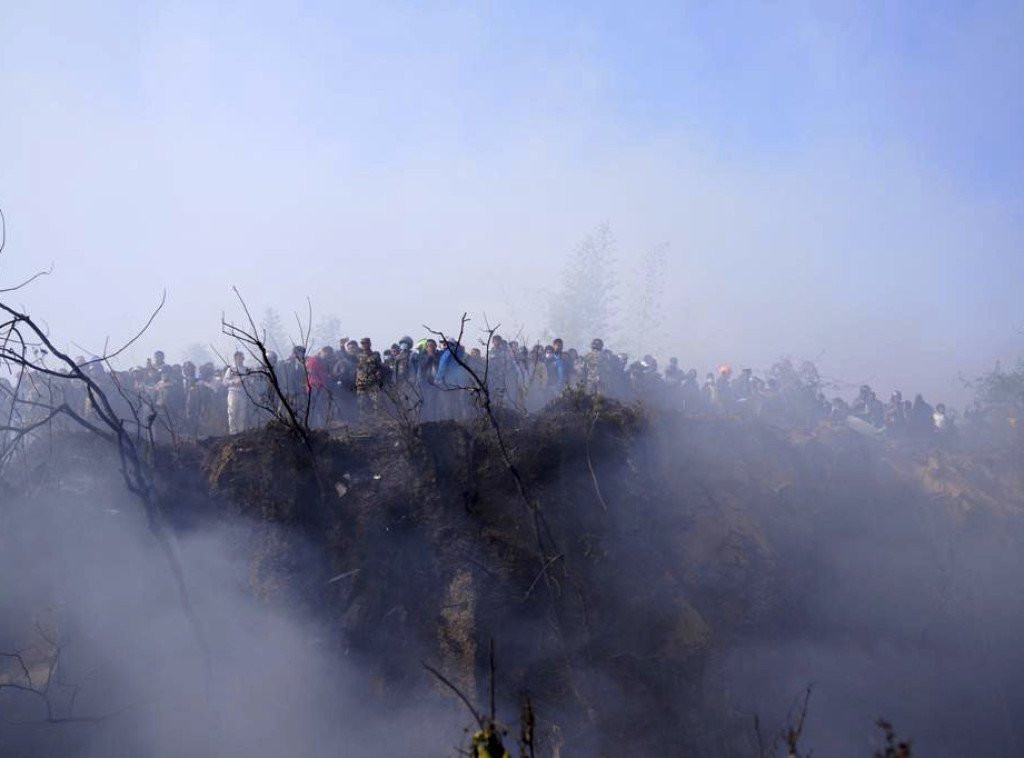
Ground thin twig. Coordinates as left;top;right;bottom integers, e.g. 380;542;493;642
523;554;563;601
421;661;485;730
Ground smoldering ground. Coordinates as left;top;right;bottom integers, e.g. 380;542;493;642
3;408;1024;757
0;479;466;757
701;439;1024;757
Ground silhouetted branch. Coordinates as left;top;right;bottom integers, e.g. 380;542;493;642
421;660;485;730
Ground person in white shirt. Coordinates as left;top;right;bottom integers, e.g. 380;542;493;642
224;351;249;435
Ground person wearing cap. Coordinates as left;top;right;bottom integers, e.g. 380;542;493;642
583;338;611;395
355;337;384;416
393;336;416;383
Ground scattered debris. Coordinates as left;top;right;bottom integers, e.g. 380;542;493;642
327;569;361;584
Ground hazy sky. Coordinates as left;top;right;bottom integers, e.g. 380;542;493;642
2;1;1022;405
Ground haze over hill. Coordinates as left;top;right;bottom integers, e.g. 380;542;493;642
3;2;1023;406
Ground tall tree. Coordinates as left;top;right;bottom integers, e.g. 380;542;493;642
259;307;287;353
549;222;618;351
312;314;342;349
181;343;214;366
626;242;670;358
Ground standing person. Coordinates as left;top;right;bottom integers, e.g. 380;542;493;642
393;336;416;383
258;350;283;425
435;337;472;419
418;338;441;421
355;338;384;416
681;369;703;412
541;345;565;406
283;346;308;417
391;336;418;415
583;338;619;395
305;347;331;427
333;340;360;421
715;365;733;410
224;351;249;435
885;391;906;434
909;393;935;438
583;339;604;394
933;403;958;447
664;358;684;388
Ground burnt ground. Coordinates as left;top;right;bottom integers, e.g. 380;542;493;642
4;401;1024;755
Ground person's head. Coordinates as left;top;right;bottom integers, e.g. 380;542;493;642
552;338;563;353
292;345;306;359
360;337;372;352
669;357;679;367
346;340;358;355
544;347;555;359
590;338;604;351
719;364;732;377
320;346;334;358
182;360;196;379
233;351;245;367
425;339;437;355
936;403;946;414
399;336;413;352
687;369;697;380
470;347;481;358
153;350;165;366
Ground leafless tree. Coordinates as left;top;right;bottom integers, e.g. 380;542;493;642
221;288;315;444
424;315;562;578
0;624;132;726
220;288;334;503
0;211;210;690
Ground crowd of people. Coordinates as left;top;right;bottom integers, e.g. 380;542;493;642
0;332;971;447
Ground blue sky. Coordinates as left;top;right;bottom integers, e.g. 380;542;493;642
2;1;1022;404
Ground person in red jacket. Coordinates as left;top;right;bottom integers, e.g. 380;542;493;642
305;347;331;427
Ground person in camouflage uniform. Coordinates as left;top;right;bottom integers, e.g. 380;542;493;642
355;337;384;415
583;338;615;395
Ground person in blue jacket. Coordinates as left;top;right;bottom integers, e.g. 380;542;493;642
435;338;473;418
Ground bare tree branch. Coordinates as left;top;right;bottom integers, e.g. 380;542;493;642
421;660;485;731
